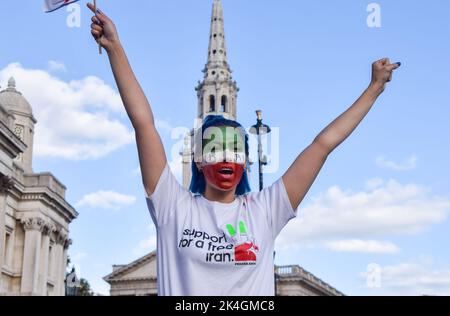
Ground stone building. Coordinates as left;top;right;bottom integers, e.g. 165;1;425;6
0;77;78;296
104;251;343;296
104;0;343;297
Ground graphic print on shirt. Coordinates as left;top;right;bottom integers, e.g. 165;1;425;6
178;220;259;266
226;221;260;265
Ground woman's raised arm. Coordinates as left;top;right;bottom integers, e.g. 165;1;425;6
88;3;167;196
282;58;401;210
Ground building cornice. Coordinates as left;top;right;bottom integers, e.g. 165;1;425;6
104;251;157;282
276;265;344;296
107;276;157;283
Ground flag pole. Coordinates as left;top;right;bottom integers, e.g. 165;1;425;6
94;0;102;54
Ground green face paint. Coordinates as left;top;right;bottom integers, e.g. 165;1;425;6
202;126;245;164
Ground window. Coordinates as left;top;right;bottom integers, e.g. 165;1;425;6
209;95;216;112
221;95;228;112
4;232;11;264
48;244;54;278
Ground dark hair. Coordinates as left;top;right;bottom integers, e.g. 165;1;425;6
189;115;251;195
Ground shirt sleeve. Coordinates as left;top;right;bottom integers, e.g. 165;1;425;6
145;163;191;227
248;178;298;240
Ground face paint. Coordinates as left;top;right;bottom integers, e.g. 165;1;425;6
201;126;246;191
203;149;246;165
202;162;245;191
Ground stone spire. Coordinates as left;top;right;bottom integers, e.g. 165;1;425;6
195;0;239;120
206;0;229;72
8;77;16;89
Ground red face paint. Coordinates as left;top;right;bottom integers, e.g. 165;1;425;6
202;162;245;191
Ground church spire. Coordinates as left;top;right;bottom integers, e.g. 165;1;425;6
206;0;229;71
195;0;239;120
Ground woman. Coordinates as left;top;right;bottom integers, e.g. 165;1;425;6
88;4;400;296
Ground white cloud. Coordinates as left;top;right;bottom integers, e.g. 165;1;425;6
365;178;384;190
133;225;157;257
276;178;450;251
376;155;418;171
360;258;450;295
75;190;136;210
47;60;67;72
325;239;400;254
0;63;134;160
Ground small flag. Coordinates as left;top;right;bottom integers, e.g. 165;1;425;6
44;0;80;13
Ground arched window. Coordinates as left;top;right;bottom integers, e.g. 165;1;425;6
221;95;228;112
209;95;216;112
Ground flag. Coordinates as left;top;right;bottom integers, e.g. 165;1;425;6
44;0;80;13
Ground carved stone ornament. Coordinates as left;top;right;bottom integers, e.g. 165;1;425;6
0;174;14;193
21;217;45;232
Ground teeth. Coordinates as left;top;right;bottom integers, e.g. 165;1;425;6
219;168;233;174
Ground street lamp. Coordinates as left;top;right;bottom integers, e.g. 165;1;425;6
250;110;277;295
249;110;271;192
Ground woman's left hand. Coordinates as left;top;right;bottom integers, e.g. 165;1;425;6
370;58;401;91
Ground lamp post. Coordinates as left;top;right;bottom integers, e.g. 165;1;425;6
249;110;271;192
274;251;279;296
250;110;277;295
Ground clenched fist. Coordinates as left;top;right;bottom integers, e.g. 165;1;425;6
87;3;120;51
371;58;401;91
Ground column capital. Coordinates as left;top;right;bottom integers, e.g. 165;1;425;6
54;228;68;246
42;223;56;236
21;217;45;232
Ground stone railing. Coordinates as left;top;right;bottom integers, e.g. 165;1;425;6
22;173;67;198
275;265;344;296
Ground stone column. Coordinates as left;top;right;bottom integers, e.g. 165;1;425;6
0;174;14;293
62;238;72;296
21;217;44;294
39;223;54;295
54;229;67;296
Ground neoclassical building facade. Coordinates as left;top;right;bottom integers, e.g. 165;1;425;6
104;251;343;296
0;77;78;296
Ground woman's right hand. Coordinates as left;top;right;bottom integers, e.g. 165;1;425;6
87;3;120;51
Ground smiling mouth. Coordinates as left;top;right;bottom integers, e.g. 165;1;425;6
218;168;234;175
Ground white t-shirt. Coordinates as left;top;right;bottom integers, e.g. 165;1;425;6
145;163;297;296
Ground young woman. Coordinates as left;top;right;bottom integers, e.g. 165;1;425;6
88;4;400;296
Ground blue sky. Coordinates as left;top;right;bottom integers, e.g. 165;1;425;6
1;0;450;295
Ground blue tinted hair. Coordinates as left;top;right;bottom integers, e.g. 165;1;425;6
189;115;251;196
